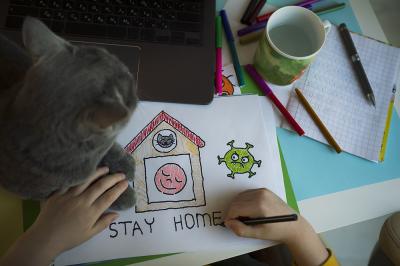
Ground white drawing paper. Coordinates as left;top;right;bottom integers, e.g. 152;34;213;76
55;95;286;266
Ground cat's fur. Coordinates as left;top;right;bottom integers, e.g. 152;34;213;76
0;17;137;210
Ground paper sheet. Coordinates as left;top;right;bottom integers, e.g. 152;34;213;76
285;26;400;162
55;95;285;265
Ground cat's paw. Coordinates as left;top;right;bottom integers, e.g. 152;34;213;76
102;152;135;181
110;185;136;210
117;153;135;181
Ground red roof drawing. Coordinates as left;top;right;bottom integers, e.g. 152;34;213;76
125;111;205;153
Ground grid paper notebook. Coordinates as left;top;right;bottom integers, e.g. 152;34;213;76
285;26;400;162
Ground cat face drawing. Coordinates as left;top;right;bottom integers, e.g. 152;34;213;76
157;134;174;148
152;129;177;153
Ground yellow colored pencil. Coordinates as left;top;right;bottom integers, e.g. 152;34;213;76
295;88;342;153
379;86;396;161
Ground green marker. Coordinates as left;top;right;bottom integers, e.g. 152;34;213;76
314;2;346;16
216;15;222;48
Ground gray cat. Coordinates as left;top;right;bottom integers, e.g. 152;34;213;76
0;17;137;210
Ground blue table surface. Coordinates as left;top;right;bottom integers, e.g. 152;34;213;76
278;111;400;201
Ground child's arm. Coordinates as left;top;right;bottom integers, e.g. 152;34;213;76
224;188;331;266
0;167;128;266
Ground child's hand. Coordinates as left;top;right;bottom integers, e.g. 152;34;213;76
0;167;129;266
224;188;300;243
224;188;330;266
33;167;128;254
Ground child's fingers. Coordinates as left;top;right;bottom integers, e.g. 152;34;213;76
69;167;110;196
49;187;69;199
84;173;126;205
91;212;119;235
224;200;268;221
92;180;129;214
234;188;273;203
224;219;264;239
225;189;279;221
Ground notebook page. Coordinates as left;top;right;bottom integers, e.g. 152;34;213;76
285;26;400;162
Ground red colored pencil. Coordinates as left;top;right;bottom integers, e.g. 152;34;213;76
244;64;305;136
256;10;274;23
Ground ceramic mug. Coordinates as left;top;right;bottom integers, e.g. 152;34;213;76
254;6;331;85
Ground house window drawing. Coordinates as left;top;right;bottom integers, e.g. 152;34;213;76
125;111;206;212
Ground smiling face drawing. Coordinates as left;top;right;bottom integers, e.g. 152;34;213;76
154;163;187;195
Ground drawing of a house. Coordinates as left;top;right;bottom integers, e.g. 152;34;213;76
125;111;206;212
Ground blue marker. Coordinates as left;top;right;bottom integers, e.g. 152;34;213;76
220;9;245;86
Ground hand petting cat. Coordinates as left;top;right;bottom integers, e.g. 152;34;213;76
0;167;129;266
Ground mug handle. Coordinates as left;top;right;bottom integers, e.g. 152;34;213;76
323;20;332;35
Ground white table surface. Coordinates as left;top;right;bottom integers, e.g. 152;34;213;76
132;1;400;265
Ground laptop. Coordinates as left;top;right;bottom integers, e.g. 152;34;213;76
0;0;216;105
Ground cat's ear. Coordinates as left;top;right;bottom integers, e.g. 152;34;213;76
22;17;70;57
81;102;129;132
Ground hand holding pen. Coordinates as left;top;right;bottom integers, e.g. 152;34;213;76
224;188;330;265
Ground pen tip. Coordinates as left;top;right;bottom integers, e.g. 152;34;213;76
369;94;376;107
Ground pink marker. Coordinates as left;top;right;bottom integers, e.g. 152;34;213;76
215;15;223;95
244;64;305;136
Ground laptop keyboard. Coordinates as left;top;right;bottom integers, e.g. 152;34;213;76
5;0;204;46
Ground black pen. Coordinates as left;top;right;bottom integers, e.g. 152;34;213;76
220;214;298;227
338;23;376;107
241;0;259;25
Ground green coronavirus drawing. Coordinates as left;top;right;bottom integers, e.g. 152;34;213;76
217;140;262;179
